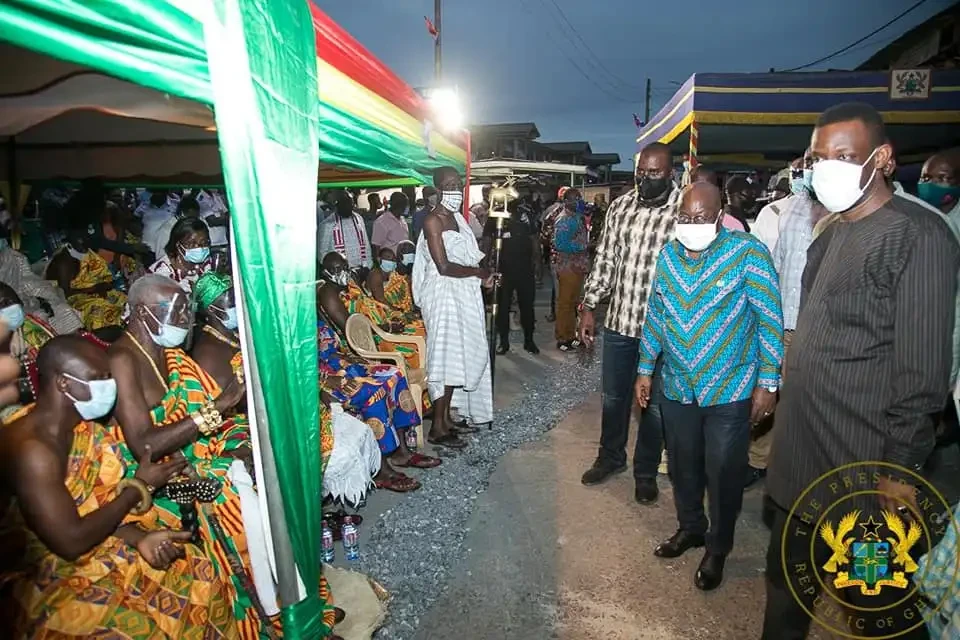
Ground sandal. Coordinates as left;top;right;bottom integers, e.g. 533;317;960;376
393;452;442;469
374;473;421;493
557;341;573;352
427;433;468;449
451;419;480;433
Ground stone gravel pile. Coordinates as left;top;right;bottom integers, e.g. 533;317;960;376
359;339;602;639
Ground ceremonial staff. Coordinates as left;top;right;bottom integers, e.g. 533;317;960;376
485;182;518;392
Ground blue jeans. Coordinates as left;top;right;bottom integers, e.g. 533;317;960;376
661;397;751;555
598;329;663;482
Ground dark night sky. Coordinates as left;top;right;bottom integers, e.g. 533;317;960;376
317;0;954;168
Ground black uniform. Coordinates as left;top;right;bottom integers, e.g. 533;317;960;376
485;204;536;347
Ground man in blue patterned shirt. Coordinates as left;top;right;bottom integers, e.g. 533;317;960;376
635;181;783;592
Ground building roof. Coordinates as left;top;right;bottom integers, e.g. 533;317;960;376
857;1;960;70
541;141;593;154
583;152;621;166
469;122;540;140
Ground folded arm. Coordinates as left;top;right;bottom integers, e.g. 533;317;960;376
423;214;484;279
14;441;141;561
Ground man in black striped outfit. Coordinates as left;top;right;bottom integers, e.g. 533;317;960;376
761;102;960;639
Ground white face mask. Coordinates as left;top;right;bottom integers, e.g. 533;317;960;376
675;221;720;252
440;191;463;213
212;305;239;330
811;148;879;214
64;373;118;420
144;306;189;348
401;253;415;266
0;304;25;331
324;269;350;287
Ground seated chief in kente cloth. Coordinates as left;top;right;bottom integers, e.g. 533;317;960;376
0;335;237;638
109;274;337;637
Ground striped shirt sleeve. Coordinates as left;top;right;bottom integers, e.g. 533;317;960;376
581;199;620;309
884;220;959;468
743;240;784;388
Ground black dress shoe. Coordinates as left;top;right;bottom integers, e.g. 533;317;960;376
634;478;659;505
496;343;510;355
654;529;705;558
523;340;540;354
744;465;767;490
580;459;627;486
694;551;726;591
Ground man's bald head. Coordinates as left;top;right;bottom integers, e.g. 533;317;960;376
919;147;960;212
37;334;109;394
322;251;348;274
128;273;192;333
128;273;182;309
635;143;674;202
679;182;723;224
692;166;718;186
432;166;463;191
922;148;960;179
638;142;671;166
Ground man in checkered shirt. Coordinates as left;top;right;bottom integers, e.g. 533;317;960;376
578;142;680;505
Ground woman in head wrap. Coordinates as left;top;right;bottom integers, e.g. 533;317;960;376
190;271;242;391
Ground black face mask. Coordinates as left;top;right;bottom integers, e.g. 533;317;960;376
637;176;670;202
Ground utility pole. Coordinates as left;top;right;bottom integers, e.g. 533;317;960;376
434;0;442;82
644;78;652;123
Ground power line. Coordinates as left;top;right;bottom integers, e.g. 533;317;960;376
539;0;645;94
516;0;641;104
782;0;931;72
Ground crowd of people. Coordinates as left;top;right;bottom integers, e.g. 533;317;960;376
579;101;960;638
0;165;499;637
1;97;957;638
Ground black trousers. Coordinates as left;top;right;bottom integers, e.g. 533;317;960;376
661;397;750;555
598;330;663;482
496;266;535;343
762;500;930;639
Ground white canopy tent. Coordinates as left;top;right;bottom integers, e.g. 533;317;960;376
0;43;219;189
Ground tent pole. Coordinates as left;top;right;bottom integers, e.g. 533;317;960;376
231;239;303;607
686;116;699;184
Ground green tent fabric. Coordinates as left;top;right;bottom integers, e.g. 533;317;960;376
0;0;211;104
199;0;328;635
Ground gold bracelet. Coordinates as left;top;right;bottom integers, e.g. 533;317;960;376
199;401;222;432
191;411;209;435
117;478;153;515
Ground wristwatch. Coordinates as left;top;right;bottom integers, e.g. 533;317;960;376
765;386;778;393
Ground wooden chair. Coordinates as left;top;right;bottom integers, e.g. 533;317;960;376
344;314;428;447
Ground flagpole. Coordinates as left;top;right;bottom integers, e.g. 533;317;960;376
434;0;442;82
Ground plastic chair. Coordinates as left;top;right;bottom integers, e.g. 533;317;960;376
344;314;428;447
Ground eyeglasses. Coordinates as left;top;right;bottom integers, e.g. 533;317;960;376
677;212;716;224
